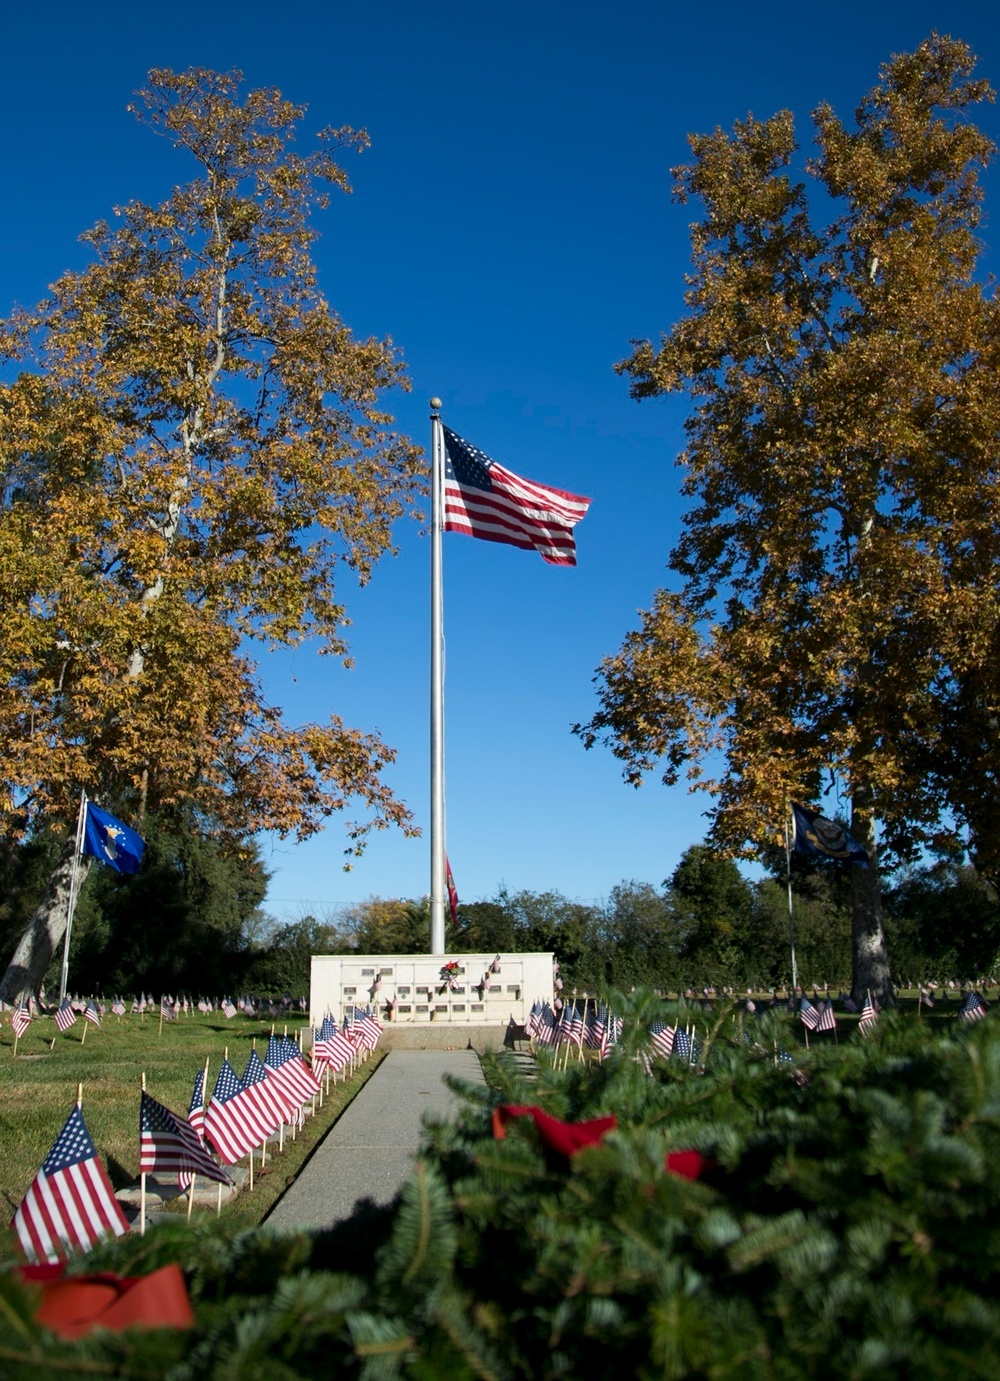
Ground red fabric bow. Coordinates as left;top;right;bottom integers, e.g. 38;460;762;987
492;1104;617;1156
663;1149;709;1180
492;1104;709;1181
15;1262;194;1339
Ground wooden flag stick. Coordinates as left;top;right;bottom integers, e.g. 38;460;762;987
80;1018;88;1046
158;1002;164;1038
248;1146;253;1192
187;1174;197;1221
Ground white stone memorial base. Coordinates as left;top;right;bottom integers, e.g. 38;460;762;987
309;952;554;1034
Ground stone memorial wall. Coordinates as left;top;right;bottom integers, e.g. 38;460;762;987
309;952;554;1028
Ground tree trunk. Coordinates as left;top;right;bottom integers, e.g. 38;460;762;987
0;840;92;1005
849;801;894;1007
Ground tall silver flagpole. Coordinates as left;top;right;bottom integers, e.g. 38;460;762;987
784;800;799;997
59;789;89;1002
429;399;446;955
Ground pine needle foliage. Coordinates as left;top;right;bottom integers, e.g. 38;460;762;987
4;992;1000;1375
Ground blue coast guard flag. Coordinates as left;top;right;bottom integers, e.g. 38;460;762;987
83;802;146;875
791;802;869;867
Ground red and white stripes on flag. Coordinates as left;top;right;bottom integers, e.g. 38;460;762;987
815;1000;837;1032
313;1023;354;1074
12;1005;30;1038
204;1060;274;1164
54;999;77;1033
442;426;590;567
858;995;880;1037
242;1048;297;1129
799;997;820;1031
13;1104;128;1263
265;1035;322;1104
140;1089;230;1185
648;1022;676;1059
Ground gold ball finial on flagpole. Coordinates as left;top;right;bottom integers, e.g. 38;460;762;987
429;397;442;412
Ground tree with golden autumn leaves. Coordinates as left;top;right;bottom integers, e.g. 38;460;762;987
0;69;422;1003
577;35;1000;1005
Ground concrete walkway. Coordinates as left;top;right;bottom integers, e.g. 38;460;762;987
266;1048;485;1232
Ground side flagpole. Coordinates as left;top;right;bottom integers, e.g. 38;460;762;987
429;397;446;956
784;800;800;998
58;790;89;1003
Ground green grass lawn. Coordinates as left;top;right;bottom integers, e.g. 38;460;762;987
0;1009;384;1260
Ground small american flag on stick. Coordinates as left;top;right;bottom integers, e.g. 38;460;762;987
13;1103;128;1262
54;999;77;1033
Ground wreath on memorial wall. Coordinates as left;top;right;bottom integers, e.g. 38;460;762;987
439;961;461;993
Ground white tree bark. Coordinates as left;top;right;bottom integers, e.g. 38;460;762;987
0;844;92;1004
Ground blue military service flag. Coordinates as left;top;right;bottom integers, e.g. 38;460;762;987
791;802;869;867
83;802;146;875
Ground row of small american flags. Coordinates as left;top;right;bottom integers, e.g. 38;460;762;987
11;1009;383;1264
1;992;310;1039
522;987;994;1063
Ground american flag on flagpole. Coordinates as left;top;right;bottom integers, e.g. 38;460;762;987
221;998;237;1019
84;999;101;1028
442;426;591;567
12;1104;129;1262
12;1004;31;1039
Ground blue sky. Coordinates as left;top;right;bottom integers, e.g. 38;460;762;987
5;3;1000;918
